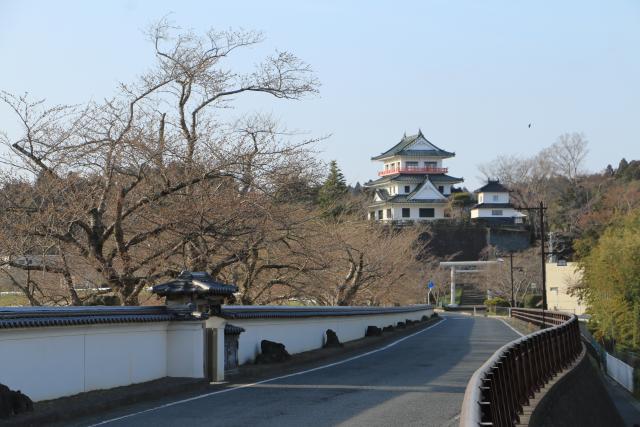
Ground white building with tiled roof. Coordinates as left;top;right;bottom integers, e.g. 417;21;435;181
365;130;463;222
470;180;526;224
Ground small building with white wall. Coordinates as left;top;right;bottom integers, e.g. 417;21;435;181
471;180;526;225
546;261;587;315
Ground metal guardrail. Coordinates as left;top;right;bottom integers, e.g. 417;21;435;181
460;309;582;426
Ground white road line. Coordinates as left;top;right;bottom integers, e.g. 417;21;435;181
445;413;461;426
499;318;525;337
87;318;448;426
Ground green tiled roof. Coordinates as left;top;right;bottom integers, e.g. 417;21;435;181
374;188;390;201
371;181;448;205
371;130;455;160
366;175;427;187
425;174;464;184
365;174;463;187
370;195;448;206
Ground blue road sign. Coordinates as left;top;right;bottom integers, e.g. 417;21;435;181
428;281;435;289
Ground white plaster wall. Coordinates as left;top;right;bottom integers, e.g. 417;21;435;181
412;181;446;200
381;157;444;170
167;322;205;378
0;321;204;402
480;192;509;203
471;207;520;218
398;158;443;169
231;308;433;365
390;205;445;220
437;184;451;195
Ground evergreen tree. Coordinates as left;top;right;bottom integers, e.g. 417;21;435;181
578;210;640;351
604;164;614;177
316;160;351;220
616;158;629;177
318;160;348;208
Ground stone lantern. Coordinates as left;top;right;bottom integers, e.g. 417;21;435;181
152;271;238;316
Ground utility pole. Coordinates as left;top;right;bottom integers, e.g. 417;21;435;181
539;201;547;312
517;202;548;327
510;252;515;308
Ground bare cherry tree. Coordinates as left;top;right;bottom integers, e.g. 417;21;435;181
0;20;318;305
544;132;589;183
306;221;427;306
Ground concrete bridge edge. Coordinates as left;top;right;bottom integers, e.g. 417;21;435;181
525;344;626;427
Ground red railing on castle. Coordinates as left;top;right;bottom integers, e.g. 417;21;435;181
378;166;448;176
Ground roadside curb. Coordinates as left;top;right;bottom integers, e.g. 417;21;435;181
4;378;209;427
227;315;443;382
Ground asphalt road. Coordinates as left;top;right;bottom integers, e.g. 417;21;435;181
81;314;520;427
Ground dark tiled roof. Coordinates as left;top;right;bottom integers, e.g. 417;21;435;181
152;271;238;297
366;175;426;186
0;306;198;329
427;174;464;184
475;180;510;193
374;188;390;201
224;323;245;335
366;174;463;187
471;203;515;209
221;305;432;319
371;131;454;160
386;194;447;204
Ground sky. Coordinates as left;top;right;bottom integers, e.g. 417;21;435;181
1;1;639;189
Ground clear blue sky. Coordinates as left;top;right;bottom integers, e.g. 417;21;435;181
1;1;639;189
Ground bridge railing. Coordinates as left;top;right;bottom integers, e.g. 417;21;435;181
460;309;581;427
510;307;568;327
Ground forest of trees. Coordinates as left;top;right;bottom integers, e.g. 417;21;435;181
0;21;431;308
481;137;640;352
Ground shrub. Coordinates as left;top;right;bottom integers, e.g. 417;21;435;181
524;295;543;308
485;296;510;308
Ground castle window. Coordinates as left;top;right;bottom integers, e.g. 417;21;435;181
404;185;410;193
402;208;410;218
406;161;419;170
419;208;434;218
438;185;444;193
492;194;499;202
386;209;392;219
492;210;503;216
377;210;383;220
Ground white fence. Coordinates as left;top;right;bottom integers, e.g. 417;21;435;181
606;352;634;393
1;304;433;403
0;307;205;402
222;305;434;365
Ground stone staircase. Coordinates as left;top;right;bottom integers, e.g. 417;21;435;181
460;286;486;306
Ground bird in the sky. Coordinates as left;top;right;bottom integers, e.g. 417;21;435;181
528;123;532;128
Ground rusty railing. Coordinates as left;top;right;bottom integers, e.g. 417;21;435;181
460;309;582;426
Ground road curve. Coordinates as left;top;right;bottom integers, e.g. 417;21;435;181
81;314;521;427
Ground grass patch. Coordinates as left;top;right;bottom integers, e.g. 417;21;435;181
0;293;29;306
436;287;462;306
